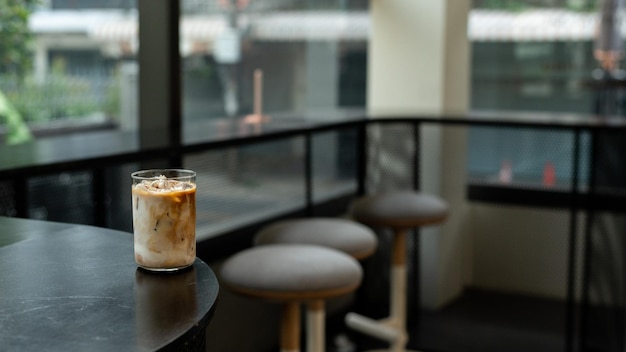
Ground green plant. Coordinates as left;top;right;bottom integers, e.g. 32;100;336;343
476;0;528;11
0;90;32;144
0;0;38;79
566;1;597;12
0;58;121;123
0;0;38;143
103;68;121;121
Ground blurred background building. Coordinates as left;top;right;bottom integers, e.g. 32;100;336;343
2;1;626;351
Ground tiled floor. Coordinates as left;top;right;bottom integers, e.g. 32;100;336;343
411;288;566;352
331;288;567;352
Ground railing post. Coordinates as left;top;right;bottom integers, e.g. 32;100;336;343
357;121;367;196
305;132;313;216
566;127;581;352
407;121;421;328
92;168;107;227
579;128;598;352
138;0;182;167
413;121;421;191
13;178;28;218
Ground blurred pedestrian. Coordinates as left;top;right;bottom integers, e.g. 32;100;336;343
592;0;626;115
594;0;624;72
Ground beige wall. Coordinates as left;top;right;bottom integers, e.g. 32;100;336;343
368;0;472;309
368;0;577;310
471;205;583;300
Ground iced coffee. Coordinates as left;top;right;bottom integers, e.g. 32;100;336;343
131;169;196;271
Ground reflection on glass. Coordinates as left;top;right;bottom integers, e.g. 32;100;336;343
312;129;357;202
185;139;307;240
134;267;198;350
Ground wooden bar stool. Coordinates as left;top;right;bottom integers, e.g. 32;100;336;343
345;191;448;352
220;244;363;352
254;218;378;350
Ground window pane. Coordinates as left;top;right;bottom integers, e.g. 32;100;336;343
470;0;599;113
312;128;358;203
0;1;138;146
0;1;138;224
468;1;599;192
466;127;587;190
185;138;306;240
179;0;367;237
28;172;94;224
180;0;369;144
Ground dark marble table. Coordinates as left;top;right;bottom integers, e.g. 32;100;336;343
0;217;219;352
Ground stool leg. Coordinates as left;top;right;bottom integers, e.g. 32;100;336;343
390;228;409;351
281;301;301;352
345;227;417;351
306;300;325;352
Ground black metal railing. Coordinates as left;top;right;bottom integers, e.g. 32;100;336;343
1;111;626;352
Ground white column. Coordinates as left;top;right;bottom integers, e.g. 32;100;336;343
368;0;472;309
305;42;339;109
33;40;48;84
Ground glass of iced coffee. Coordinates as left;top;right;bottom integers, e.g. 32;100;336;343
131;169;196;272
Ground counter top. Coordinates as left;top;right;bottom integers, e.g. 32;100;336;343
0;217;219;352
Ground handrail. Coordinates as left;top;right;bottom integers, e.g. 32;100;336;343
1;109;623;218
1;109;622;352
2;109;625;177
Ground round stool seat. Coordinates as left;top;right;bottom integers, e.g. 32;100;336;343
221;244;363;301
254;218;378;260
351;191;448;229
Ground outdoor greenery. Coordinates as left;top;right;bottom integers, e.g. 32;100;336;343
0;59;119;123
0;0;38;143
0;0;120;144
0;0;604;145
473;0;597;12
0;0;37;78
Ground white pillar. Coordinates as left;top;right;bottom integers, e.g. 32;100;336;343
119;62;138;131
33;41;48;84
305;41;339;109
368;0;472;309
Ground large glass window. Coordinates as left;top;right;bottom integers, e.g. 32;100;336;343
0;1;138;224
467;0;603;190
0;0;367;231
180;0;367;236
470;0;604;114
0;1;138;143
2;0;618;227
180;0;369;133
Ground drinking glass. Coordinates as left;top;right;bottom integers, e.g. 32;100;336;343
131;169;196;272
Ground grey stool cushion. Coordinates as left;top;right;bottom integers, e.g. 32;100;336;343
350;191;448;228
221;244;363;301
254;218;378;260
